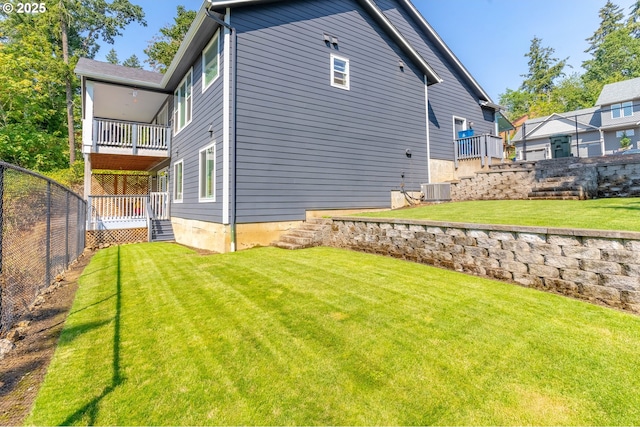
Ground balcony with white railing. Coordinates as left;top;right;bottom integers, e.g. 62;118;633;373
91;118;171;157
87;193;170;231
454;134;504;168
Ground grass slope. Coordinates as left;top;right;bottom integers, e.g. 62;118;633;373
28;244;640;425
357;198;640;231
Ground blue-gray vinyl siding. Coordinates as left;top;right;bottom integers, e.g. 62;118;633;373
233;0;429;223
373;0;494;160
169;28;225;224
600;101;640;129
517;131;602;159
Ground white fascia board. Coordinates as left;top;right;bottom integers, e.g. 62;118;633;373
79;72;164;90
399;0;492;102
357;0;441;84
160;4;211;88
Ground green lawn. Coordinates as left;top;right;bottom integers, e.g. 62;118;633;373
28;244;640;425
356;198;640;231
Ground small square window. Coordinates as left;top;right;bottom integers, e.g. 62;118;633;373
331;54;349;90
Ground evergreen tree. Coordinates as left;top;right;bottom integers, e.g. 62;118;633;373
106;48;120;64
585;1;625;52
520;36;568;96
628;0;640;37
122;54;142;68
144;5;196;73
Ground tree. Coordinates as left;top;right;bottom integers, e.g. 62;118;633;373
582;28;640;87
586;1;625;52
500;37;568;120
628;0;640;37
106;48;120;64
1;1;146;166
498;89;534;120
520;36;568;96
122;53;142;68
0;22;69;170
144;5;196;73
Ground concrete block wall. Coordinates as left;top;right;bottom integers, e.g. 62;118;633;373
449;155;640;201
326;217;640;314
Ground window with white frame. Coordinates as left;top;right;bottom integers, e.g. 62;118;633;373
612;101;633;119
202;30;220;92
616;129;635;137
173;160;183;202
331;54;349;90
173;69;193;134
199;143;216;201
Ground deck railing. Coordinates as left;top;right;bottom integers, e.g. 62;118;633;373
88;195;147;229
454;134;503;168
93;118;171;152
149;192;169;220
88;193;170;231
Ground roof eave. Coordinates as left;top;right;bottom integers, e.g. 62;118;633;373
397;0;492;102
355;0;441;85
160;2;211;89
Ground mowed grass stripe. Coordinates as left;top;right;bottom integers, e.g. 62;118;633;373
356;198;640;231
27;244;640;425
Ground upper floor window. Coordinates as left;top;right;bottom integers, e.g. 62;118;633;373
612;101;633;119
202;30;220;92
331;54;349;90
174;69;193;134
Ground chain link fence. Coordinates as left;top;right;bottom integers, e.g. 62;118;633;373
0;161;86;336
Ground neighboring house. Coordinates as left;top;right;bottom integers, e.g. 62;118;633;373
76;0;501;253
513;77;640;160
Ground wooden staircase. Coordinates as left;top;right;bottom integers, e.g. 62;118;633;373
271;218;332;250
150;219;175;242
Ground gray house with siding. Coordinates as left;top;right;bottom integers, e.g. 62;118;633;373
76;0;500;252
513;77;640;160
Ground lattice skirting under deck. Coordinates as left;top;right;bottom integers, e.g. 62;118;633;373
86;228;147;248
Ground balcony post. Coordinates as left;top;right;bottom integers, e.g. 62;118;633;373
454;138;459;169
132;123;138;155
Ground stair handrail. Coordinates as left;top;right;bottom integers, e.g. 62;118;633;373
145;196;154;242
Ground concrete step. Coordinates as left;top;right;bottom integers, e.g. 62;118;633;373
527;190;584;199
271;241;306;250
280;235;313;246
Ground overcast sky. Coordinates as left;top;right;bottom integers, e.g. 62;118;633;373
97;0;637;102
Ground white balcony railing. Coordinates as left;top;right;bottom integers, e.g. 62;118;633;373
454;134;503;168
93;119;171;152
87;193;170;231
149;192;169;220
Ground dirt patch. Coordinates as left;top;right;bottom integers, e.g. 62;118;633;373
0;250;95;426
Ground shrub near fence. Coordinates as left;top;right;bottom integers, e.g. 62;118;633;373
0;161;86;336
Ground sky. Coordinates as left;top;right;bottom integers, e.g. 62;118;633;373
96;0;638;102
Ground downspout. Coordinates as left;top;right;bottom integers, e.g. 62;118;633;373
424;75;431;183
205;7;238;252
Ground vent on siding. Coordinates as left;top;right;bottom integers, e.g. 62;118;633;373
421;183;451;202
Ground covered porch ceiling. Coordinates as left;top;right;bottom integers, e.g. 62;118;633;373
93;82;170;123
90;153;169;172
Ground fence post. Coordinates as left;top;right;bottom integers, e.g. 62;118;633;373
0;164;4;276
0;165;4;326
45;181;51;289
65;191;70;268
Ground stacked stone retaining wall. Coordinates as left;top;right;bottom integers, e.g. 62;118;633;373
325;217;640;314
450;155;640;200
